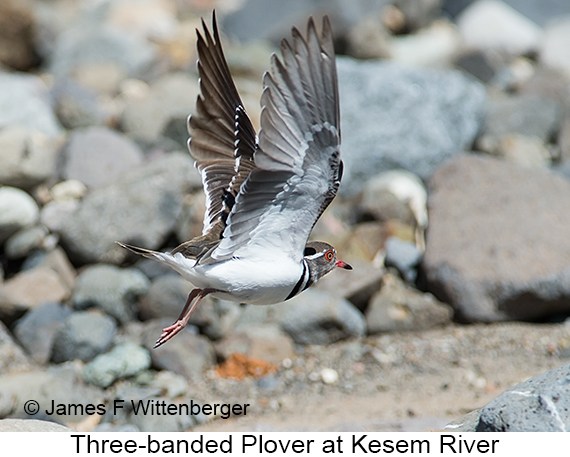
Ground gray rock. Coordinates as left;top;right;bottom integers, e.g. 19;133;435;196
73;264;149;324
12;302;73;364
337;57;485;195
0;321;32;374
149;371;188;399
93;423;140;432
0;126;61;189
139;274;192;321
122;73;199;142
444;409;482;432
84;342;151;388
50;21;157;89
238;289;366;345
0;264;71;321
423;154;570;322
52;78;112;129
484;134;552;168
0;186;39;244
539;16;570;78
502;0;570;26
215;323;295;365
4;225;48;259
223;0;390;42
142;319;216;378
384;237;423;283
0;419;73;432
478;366;570;431
40;200;80;234
278;291;366;344
51;311;117;363
61;127;145;188
456;0;543;55
393;0;443;31
316;260;385;310
0;362;104;423
140;274;240;340
478;94;561;148
0;73;63;137
449;363;570;432
453;50;499;83
360;170;427;228
365;273;452;334
129;396;194;432
57;153;196;264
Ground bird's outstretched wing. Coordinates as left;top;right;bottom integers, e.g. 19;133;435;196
188;12;257;235
210;16;341;264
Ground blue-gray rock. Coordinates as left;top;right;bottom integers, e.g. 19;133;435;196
423;154;570;322
365;273;452;334
84;342;151;388
0;362;104;423
4;225;48;259
238;289;366;345
142;319;216;378
61;127;144;188
0;126;61;189
337;57;485;195
12;302;73;364
448;363;570;432
0;321;32;374
57;153;196;264
384;237;423;283
0;73;63;137
73;264;149;324
51;311;117;363
0;186;39;244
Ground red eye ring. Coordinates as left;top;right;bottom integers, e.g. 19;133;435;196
325;250;334;261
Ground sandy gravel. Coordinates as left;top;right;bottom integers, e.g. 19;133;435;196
187;321;570;432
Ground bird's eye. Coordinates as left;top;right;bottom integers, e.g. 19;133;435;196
325;250;334;261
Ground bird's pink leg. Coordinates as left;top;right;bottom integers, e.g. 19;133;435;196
154;288;216;348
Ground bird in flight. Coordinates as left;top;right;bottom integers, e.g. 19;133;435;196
118;12;351;348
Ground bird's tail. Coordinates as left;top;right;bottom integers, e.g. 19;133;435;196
116;242;162;260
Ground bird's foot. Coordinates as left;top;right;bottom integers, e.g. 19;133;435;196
154;321;186;349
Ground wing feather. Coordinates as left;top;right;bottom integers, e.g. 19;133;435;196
188;13;257;235
210;17;341;263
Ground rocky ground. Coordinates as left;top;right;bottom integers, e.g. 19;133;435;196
2;0;570;433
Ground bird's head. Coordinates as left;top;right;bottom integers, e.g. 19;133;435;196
303;240;352;282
